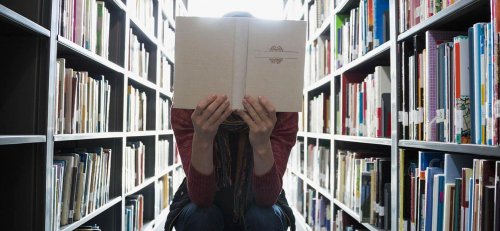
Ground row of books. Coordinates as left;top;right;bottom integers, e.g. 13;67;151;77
284;171;304;214
398;0;459;33
51;148;112;229
59;0;111;59
125;194;144;231
284;169;332;231
305;36;331;86
400;25;499;145
339;66;391;138
307;144;331;191
334;0;390;69
55;58;111;134
335;150;391;229
305;189;332;231
309;92;331;133
308;0;332;37
160;55;173;91
156;175;172;215
159;18;175;57
159;98;170;131
124;141;146;193
289;141;305;174
398;150;500;231
129;0;154;34
128;29;150;79
157;139;170;173
127;85;147;132
334;209;371;231
173;164;186;189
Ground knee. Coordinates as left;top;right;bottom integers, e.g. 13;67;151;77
244;205;287;231
176;202;223;230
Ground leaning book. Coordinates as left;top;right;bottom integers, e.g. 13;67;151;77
173;16;307;112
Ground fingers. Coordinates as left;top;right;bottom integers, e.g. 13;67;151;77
236;109;257;129
194;94;216;116
215;105;233;125
258;96;277;122
242;96;264;123
196;95;227;121
206;98;230;125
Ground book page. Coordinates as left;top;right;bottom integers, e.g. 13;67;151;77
173;17;235;109
245;19;306;112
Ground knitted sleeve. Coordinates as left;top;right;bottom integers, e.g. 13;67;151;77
252;112;299;206
171;108;217;207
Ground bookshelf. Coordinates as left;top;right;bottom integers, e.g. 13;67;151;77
284;0;500;230
0;0;186;230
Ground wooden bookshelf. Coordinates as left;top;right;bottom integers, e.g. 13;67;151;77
0;0;184;230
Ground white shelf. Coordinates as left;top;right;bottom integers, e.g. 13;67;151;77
332;41;391;76
333;199;385;231
59;197;122;231
0;4;50;37
0;135;46;145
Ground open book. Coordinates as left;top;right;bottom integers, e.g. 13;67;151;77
173;16;306;112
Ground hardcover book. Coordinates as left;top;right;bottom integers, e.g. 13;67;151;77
173;16;306;112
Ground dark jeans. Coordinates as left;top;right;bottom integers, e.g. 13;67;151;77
174;202;289;231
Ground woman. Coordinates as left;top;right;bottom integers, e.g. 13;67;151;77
164;93;298;231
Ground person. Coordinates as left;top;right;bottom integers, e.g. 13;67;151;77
164;93;298;231
164;11;299;231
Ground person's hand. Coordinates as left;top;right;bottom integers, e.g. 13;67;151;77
236;95;277;153
191;94;232;142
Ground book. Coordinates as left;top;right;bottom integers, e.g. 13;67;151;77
173;16;306;112
494;161;500;231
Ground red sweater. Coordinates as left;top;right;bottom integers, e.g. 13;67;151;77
171;108;298;208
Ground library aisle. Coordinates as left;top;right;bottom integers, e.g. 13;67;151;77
1;0;499;231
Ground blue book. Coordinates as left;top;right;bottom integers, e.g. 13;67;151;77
468;27;476;144
487;23;493;145
425;167;444;231
467;177;474;231
444;154;474;184
373;0;389;47
473;23;485;144
436;174;445;231
418;151;444;172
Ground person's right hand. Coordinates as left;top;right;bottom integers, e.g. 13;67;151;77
191;94;232;142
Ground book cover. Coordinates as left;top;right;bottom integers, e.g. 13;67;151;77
443;183;455;231
173;17;306;112
431;174;444;231
424;167;444;230
373;0;389;48
484;185;496;231
444;154;474;184
453;35;472;144
418;151;444;173
425;31;464;142
461;168;473;231
53;155;76;225
453;178;462;231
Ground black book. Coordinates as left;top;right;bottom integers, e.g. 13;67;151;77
384;182;391;230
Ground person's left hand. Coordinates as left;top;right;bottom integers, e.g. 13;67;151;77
236;95;277;153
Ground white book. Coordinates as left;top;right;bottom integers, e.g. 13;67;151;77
174;17;306;112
